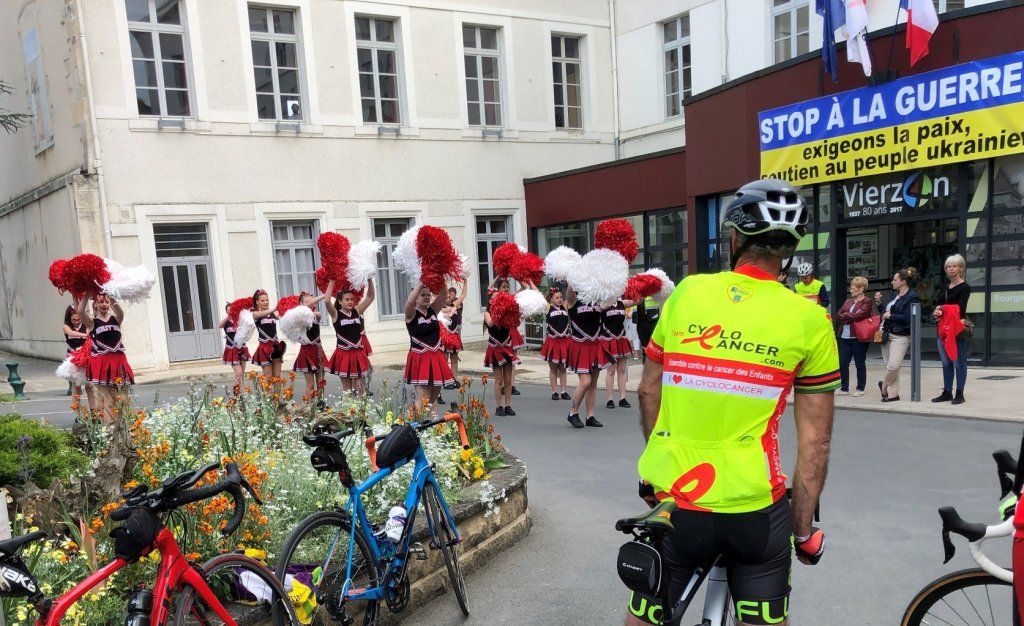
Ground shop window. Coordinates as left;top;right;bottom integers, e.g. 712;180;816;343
463;25;503;127
373;218;414;317
356;16;402;125
648;209;687;281
989;311;1024;362
536;222;593;259
126;0;192;117
249;5;304;121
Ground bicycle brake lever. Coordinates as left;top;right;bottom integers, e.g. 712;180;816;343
941;527;956;564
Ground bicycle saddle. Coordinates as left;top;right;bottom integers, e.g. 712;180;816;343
615;501;677;534
0;530;46;557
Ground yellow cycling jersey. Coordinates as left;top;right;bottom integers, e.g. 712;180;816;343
639;265;840;513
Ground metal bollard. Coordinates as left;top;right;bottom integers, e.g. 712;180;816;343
910;303;921;402
5;363;25;400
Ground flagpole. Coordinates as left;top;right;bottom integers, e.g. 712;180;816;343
884;0;904;81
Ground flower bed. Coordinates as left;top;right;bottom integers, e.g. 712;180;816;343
2;375;508;625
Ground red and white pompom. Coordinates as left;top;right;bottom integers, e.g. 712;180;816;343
228;298;252;324
62;254;111;299
318;232;351;280
347;240;382;291
569;248;629;306
595;219;640;264
492;243;523;279
511;252;544;287
315;267;332;294
440;325;461;352
56;338;92;384
543;246;582;282
393;225;463;293
437;308;452;329
625;274;663;302
100;261;156;304
488;291;521;329
515;289;548;318
235;309;256;345
49;259;71;294
641;268;675;301
280;305;316;344
276;295;300;317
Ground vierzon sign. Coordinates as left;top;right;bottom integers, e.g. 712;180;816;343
758;51;1024;185
838;169;954;223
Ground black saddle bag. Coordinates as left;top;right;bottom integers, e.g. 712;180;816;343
376;424;420;468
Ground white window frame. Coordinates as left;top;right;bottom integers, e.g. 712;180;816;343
373;218;415;318
125;0;194;118
355;15;403;126
19;3;53;153
934;0;965;12
248;4;306;122
475;215;512;308
771;0;810;64
551;34;583;130
463;25;503;128
661;14;691;119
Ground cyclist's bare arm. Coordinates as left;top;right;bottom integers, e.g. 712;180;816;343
637;358;663;441
791;391;834;538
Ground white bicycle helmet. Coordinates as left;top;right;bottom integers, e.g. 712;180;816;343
722;179;809;243
796;262;814;277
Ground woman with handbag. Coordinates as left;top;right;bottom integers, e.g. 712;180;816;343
836;276;875;396
874;268;920;402
932;254;972;405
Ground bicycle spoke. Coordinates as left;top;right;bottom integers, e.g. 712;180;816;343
985;584;994;626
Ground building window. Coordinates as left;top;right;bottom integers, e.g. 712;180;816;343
373;218;414;317
356;16;401;125
772;0;809;63
125;0;191;117
934;0;965;12
551;35;582;129
463;25;502;127
19;4;53;151
249;6;303;121
662;15;691;118
476;216;511;305
271;220;320;301
648;210;688;281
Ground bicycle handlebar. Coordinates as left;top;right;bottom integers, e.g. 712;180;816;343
365;413;470;473
939;506;988;563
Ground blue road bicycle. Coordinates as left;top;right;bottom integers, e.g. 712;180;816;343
275;413;471;625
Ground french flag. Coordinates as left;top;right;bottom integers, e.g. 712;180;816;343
900;0;939;66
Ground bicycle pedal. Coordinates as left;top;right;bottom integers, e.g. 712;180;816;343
409;542;428;560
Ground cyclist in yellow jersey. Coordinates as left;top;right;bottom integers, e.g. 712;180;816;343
625;179;838;626
793;262;830;308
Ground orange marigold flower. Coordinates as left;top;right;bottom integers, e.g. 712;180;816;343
480;374;489;384
90;517;103;533
248;371;258;380
186;552;201;562
289;372;297;381
123;480;140;489
245;386;252;394
114;377;124;385
100;501;122;515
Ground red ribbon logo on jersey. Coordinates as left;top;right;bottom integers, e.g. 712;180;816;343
681;325;722;350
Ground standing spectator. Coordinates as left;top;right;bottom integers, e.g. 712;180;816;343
624;301;641;360
836;277;873;396
634;296;660;362
794;262;830;308
932;254;971;405
874;268;920;403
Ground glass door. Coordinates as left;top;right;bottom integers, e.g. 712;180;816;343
155;224;219;362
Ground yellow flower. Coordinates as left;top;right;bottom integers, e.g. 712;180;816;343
473;467;484;479
460;449;472;461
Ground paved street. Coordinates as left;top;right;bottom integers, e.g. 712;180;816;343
6;375;1022;624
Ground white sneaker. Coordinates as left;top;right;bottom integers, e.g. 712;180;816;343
836;390;849;396
852;390;864;397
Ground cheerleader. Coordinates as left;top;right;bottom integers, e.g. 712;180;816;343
77;293;133;421
442;278;468;383
62;304;90;402
564;287;611;429
294;282;333;404
404;281;454;409
327;278;376;396
251;289;284;386
483;290;525;417
602;298;637;410
539;288;571;401
486;276;522;396
219;304;250;388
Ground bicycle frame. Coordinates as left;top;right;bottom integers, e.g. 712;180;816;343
334;445;460;604
657;560;731;626
35;528;237;626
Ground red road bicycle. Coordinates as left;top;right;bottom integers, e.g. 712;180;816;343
902;429;1024;626
0;462;297;625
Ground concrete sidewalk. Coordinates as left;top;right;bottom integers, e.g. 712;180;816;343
2;344;1021;422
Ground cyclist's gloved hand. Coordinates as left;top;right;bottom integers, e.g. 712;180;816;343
795;527;824;565
638;481;658;509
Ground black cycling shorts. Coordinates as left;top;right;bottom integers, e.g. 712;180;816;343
626;497;792;626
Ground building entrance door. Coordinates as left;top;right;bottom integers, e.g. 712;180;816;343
155;224;220;362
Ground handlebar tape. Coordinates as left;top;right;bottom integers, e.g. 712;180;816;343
442;413;470;449
365;435;379;473
221;484;247;537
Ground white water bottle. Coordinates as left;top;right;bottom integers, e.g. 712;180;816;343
384;505;407;543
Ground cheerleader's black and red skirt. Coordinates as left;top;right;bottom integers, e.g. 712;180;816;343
87;352;135;386
222;346;250;366
362;335;373;357
484;345;521;368
603;337;633;361
566;339;611;374
252;340;286;366
403;349;455;387
510;326;526;350
328;347;370;378
539;336;571;366
294;344;327;373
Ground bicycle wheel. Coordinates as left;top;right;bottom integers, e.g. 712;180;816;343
422;481;469;616
901;567;1013;626
174;553;297;626
274;511;380;626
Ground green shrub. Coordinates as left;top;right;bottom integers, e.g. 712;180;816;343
0;413;89;488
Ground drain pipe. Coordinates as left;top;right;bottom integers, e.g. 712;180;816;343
75;0;113;257
608;0;621;160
